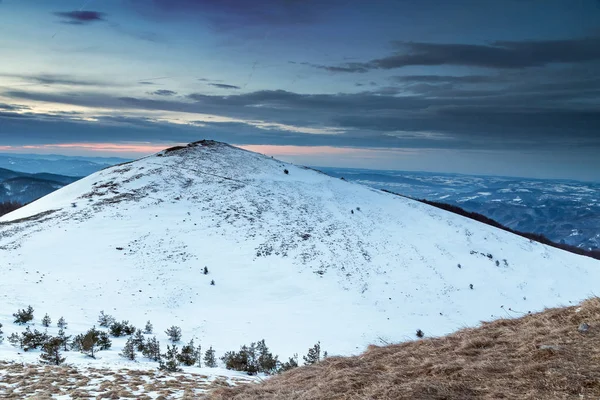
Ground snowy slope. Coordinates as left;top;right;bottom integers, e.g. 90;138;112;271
1;140;599;367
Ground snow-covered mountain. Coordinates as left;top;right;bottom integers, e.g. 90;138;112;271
1;140;599;365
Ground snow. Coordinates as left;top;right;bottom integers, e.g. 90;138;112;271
1;141;599;371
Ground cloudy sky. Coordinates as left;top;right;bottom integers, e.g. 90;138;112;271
0;0;599;180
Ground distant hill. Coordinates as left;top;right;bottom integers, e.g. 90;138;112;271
0;153;128;176
317;167;600;251
0;167;80;204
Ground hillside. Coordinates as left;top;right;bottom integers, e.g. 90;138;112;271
209;297;600;400
1;140;599;369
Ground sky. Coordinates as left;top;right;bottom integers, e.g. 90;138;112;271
0;0;599;180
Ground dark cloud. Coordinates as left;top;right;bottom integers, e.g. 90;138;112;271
209;83;241;90
392;75;500;84
316;36;600;72
54;11;106;25
0;73;122;88
149;89;177;96
129;0;343;28
3;60;599;152
0;103;30;112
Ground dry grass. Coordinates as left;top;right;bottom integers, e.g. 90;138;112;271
208;298;600;400
0;364;256;399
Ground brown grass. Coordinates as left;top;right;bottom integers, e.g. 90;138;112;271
208;298;600;400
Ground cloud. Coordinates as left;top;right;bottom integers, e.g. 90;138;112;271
149;89;177;96
54;11;106;25
315;36;600;72
130;0;343;28
209;83;241;90
3;59;599;153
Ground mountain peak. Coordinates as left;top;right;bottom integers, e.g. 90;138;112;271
1;141;599;364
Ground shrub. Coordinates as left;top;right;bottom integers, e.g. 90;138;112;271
221;340;279;374
416;329;424;338
110;320;135;337
211;280;215;286
279;354;299;373
256;339;278;374
470;284;474;290
132;329;146;352
204;346;217;368
303;342;322;366
283;169;289;175
42;314;52;327
222;347;254;374
159;345;182;372
142;336;161;361
120;337;136;361
21;327;50;351
203;266;209;275
0;322;3;344
40;337;66;365
144;320;153;334
57;328;71;351
73;327;111;358
13;305;34;325
178;339;198;366
57;317;68;329
165;326;182;343
8;333;21;347
98;311;115;328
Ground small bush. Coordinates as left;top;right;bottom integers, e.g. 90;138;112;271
73;327;112;358
13;305;34;325
416;329;424;338
110;320;136;337
57;328;71;351
221;339;279;375
178;339;198;366
204;346;217;368
132;329;146;352
142;336;161;361
8;333;21;347
211;280;215;286
20;327;50;351
120;337;136;361
0;322;3;344
165;326;182;343
303;342;322;366
159;345;182;372
203;266;209;275
40;337;66;365
279;354;299;373
57;317;68;329
98;311;115;328
283;169;289;175
42;314;52;327
144;320;153;334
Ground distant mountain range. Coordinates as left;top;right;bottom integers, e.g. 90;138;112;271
0;153;129;177
0;168;80;204
317;167;600;251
